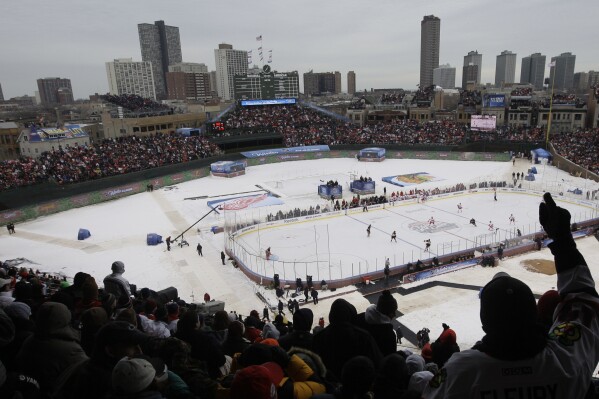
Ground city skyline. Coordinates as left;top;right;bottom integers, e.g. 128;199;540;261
1;0;598;99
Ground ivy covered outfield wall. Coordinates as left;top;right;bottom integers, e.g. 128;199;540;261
0;150;510;225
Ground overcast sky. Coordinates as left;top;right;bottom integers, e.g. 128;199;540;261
1;0;597;99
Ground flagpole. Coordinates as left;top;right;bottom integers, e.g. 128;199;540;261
545;63;556;149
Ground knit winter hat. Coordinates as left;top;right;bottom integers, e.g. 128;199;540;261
112;357;156;394
408;370;434;393
4;301;32;321
329;298;357;324
340;356;376;395
111;261;125;273
377;290;398;317
405;354;425;375
480;272;537;335
292;308;313;332
231;365;278;399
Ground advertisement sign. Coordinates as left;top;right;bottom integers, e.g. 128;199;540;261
240;98;296;106
471;115;497;131
241;145;330;159
484;94;506;108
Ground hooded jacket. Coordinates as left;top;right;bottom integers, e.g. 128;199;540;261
355;304;397;356
16;301;88;392
312;299;382;382
279;309;314;351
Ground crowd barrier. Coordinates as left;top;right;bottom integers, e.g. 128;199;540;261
226;186;599;289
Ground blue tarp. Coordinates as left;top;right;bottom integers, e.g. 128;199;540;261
531;148;553;164
147;233;163;246
77;228;91;240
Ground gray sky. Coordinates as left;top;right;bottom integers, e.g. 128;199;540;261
1;0;597;99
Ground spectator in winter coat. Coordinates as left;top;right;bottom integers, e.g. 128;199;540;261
430;323;460;368
423;193;599;398
59;321;149;399
139;305;171;338
222;320;251;357
355;290;398;356
16;302;88;393
156;337;219;399
1;301;34;370
279;308;314;351
79;306;108;357
312;298;383;382
0;277;14;308
175;310;227;379
103;261;131;300
373;353;410;399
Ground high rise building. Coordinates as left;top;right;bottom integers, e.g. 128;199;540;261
589;71;599;88
0;83;3;102
549;52;576;91
303;71;341;96
463;51;482;85
334;71;342;94
420;15;441;88
138;20;182;99
166;63;212;101
495;50;517;87
462;64;479;89
520;53;546;90
36;77;74;105
573;72;589;93
347;71;356;95
214;43;248;101
433;64;456;89
105;58;156;99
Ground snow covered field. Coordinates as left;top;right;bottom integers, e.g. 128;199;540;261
1;156;598;352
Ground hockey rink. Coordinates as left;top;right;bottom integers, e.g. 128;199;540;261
1;157;598;352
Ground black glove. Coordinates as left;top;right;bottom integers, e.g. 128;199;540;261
539;192;574;245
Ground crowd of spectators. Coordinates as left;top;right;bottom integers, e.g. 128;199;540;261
459;90;482;107
380;92;406;105
510;87;533;97
411;86;434;107
0;134;221;190
2;192;599;398
101;94;171;115
540;93;584;108
551;128;599;175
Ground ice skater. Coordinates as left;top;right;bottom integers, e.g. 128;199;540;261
424;239;431;252
265;247;271;260
166;236;171;251
488;221;494;231
493;188;497;201
363;204;368;212
366;224;371;237
390;231;397;243
509;214;516;224
428;216;435;225
196;243;203;256
470;218;477;227
457;203;463;213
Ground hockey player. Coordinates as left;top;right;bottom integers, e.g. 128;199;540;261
457;203;463;213
470;218;477;227
265;247;271;260
391;231;397;243
493;188;497;201
488;221;494;231
428;217;435;225
424;239;431;252
366;224;371;237
509;214;516;224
